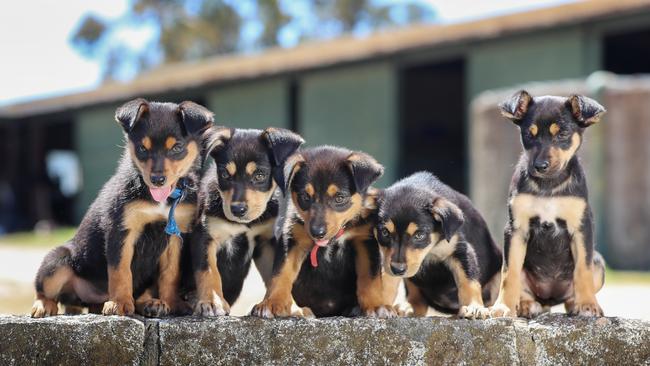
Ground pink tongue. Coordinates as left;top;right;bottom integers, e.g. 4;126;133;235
315;239;329;247
150;186;172;202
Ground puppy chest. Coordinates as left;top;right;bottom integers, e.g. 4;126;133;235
510;194;586;231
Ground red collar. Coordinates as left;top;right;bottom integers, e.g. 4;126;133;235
310;228;345;268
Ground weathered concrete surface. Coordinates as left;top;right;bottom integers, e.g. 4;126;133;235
1;314;649;365
0;315;145;366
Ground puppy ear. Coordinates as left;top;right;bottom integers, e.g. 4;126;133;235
115;98;149;132
261;128;304;166
261;128;305;188
346;152;384;194
566;95;606;128
282;153;304;195
499;90;533;125
178;101;214;135
429;197;464;242
206;126;233;156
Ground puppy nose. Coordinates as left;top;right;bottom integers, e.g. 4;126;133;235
230;202;248;217
390;262;407;276
542;221;554;231
151;175;166;186
310;223;327;239
534;160;550;173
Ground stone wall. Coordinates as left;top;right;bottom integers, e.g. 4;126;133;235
469;72;650;270
1;314;649;365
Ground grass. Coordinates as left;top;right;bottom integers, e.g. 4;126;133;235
0;227;76;248
0;227;648;284
606;267;650;285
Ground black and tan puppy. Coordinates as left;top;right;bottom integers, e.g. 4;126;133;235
375;172;502;319
490;90;606;318
31;99;213;317
190;127;304;316
251;146;400;318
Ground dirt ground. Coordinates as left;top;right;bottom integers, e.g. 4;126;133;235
1;245;648;320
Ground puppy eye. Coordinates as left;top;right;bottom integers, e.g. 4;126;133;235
380;227;390;238
219;170;230;180
137;145;147;154
413;231;426;241
334;193;347;204
253;172;267;183
171;143;184;153
299;191;310;202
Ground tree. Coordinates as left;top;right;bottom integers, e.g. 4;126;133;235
70;0;435;81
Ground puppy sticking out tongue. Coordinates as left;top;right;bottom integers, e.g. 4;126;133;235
150;186;172;202
310;240;328;268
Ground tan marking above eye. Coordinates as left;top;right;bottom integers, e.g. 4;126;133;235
142;137;152;150
225;162;236;176
245;161;257;175
384;220;395;233
529;124;538;137
165;136;177;150
327;184;339;197
549;123;560;136
406;222;418;236
305;183;315;197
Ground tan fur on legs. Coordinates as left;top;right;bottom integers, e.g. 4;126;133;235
568;233;603;316
194;240;230;317
490;231;527;318
405;280;429;317
31;265;75;318
251;224;311;318
156;236;188;316
518;271;543;318
447;257;488;319
353;236;396;318
31;293;59;318
565;250;605;315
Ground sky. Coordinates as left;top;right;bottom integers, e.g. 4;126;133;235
0;0;573;107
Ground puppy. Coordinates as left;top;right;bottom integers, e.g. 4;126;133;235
375;172;502;319
490;90;606;318
251;146;400;318
190;127;304;316
31;99;213;317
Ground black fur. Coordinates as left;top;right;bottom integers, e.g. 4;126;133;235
376;172;502;313
33;99;213;316
187;127;302;315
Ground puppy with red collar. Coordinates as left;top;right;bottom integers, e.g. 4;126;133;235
251;146;400;318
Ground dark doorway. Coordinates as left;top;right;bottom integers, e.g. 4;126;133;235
604;27;650;74
399;58;466;193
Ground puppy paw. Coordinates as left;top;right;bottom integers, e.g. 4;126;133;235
519;300;543;319
393;303;413;317
140;299;170;318
102;298;135;316
293;306;315;319
251;298;296;318
569;301;603;317
361;305;398;318
489;302;517;318
194;297;230;317
459;303;490;320
31;298;58;318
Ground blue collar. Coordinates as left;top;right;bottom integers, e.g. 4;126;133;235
165;179;187;240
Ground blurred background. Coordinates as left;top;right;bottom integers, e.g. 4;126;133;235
1;0;649;318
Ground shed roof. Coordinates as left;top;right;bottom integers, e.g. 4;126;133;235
3;0;650;118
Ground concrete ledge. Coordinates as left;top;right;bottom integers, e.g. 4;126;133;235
1;314;648;365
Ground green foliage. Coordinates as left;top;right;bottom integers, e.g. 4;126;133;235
69;0;435;80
